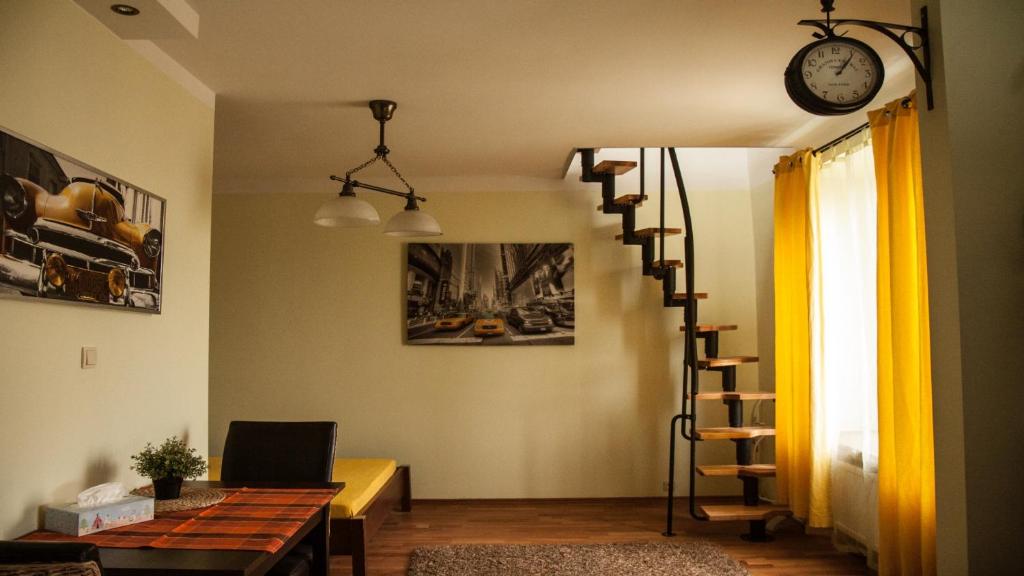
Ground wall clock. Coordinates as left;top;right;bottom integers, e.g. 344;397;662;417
785;35;885;116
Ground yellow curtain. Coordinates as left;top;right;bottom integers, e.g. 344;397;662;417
869;94;936;576
773;149;830;526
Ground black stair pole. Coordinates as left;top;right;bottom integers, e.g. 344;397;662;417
642;240;655;276
704;332;719;358
580;149;598;182
743;521;769;542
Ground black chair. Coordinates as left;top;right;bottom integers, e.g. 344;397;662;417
0;541;103;575
220;421;338;576
221;421;337;483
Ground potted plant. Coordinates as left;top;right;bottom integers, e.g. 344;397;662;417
130;436;207;500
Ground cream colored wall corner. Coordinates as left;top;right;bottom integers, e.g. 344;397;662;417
209;149;780;499
913;1;1024;573
0;0;214;539
746;148;786;397
745;147;790;503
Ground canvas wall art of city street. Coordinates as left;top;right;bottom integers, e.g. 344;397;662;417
406;243;574;345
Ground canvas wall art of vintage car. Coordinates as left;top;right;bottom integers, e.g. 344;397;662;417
406;243;574;346
0;128;165;313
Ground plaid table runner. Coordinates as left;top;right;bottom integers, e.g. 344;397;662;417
21;487;337;555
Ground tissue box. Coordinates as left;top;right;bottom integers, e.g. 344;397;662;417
44;495;154;536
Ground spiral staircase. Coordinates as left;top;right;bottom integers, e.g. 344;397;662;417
577;148;791;541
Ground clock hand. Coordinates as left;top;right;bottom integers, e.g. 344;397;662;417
836;51;855;76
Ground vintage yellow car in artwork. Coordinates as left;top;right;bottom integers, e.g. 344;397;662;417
473;311;505;336
1;174;162;310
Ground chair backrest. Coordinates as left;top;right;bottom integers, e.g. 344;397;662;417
220;421;337;483
0;541;102;575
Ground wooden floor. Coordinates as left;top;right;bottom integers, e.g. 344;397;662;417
328;498;871;575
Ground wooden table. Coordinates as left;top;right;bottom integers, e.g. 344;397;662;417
95;481;343;576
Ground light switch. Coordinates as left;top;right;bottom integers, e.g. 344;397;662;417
81;347;97;369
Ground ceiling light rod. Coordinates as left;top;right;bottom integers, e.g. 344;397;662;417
798;0;933;109
328;174;427;203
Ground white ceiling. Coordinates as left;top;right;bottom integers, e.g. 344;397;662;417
133;0;915;190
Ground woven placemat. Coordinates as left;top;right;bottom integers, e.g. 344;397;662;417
131;485;226;513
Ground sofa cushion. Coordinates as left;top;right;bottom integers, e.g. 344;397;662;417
208;457;397;518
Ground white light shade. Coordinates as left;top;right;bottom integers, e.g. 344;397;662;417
313;195;381;227
383;209;442;237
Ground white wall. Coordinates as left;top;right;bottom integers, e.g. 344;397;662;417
208;148;782;499
0;0;214;539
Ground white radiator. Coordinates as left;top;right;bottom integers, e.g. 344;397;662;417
830;458;878;554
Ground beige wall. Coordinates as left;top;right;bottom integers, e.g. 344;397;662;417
0;0;214;539
913;1;1024;574
744;148;789;502
209;149;780;498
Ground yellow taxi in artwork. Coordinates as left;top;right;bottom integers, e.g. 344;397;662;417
473;311;505;336
434;312;474;331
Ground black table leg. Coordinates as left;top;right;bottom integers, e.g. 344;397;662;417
311;505;330;576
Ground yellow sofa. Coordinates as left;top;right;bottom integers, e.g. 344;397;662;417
208;456;399;518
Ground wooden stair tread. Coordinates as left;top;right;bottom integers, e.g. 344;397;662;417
695;426;775;440
699;504;791;522
680;324;737;332
615;228;682;240
688;392;776;401
595;194;648;210
650;260;684;269
697;464;777;477
670;292;709;302
698;356;759;368
593;160;637;175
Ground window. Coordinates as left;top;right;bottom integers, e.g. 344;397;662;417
810;129;879;472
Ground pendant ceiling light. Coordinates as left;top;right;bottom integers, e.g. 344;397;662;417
314;100;442;236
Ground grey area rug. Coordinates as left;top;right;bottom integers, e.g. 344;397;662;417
407;542;749;576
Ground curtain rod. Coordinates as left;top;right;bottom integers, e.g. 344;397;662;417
813;121;869;155
813;96;913;156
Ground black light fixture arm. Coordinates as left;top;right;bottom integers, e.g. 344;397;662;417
329;174;427;203
799;2;933;109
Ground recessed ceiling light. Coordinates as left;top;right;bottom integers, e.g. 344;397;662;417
110;4;140;16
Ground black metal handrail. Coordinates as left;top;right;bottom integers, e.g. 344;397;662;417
668;148;704;523
662;148;706;535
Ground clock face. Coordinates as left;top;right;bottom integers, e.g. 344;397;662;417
785;37;885;115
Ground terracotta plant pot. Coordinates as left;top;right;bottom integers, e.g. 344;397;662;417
152;476;183;500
